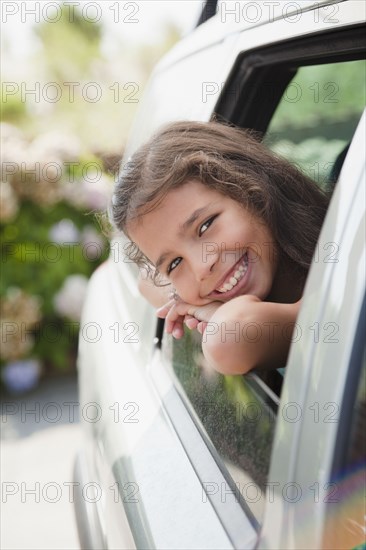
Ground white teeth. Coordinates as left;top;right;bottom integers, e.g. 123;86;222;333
216;254;249;293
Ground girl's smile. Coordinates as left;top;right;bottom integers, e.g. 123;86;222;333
207;252;249;298
128;180;280;306
113;121;326;374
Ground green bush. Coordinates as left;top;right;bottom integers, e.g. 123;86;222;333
0;123;113;393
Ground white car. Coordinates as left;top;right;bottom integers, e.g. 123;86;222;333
74;2;366;548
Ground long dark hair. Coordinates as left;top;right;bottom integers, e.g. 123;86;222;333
111;120;329;281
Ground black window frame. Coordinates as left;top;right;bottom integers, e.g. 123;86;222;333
214;24;366;132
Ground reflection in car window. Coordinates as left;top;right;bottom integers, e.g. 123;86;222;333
322;354;366;549
265;60;366;191
162;329;278;525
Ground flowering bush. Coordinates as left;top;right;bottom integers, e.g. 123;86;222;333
0;122;113;393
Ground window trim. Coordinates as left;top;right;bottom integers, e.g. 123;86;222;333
149;346;259;545
214;24;366;132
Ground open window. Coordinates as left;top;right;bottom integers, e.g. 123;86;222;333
216;25;365;191
265;58;365;192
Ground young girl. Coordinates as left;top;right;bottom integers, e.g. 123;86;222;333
111;121;329;375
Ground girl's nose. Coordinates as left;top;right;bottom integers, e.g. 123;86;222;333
192;248;217;282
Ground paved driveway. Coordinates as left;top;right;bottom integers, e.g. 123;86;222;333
1;375;81;550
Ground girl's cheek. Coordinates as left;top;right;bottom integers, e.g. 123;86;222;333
177;289;192;304
175;268;204;305
175;284;195;305
173;269;190;295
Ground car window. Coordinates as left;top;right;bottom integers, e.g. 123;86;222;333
265;59;366;191
161;329;278;526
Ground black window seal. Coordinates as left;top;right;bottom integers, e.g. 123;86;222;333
154;317;165;350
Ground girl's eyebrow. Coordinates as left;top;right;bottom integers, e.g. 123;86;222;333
155;205;211;270
179;205;210;233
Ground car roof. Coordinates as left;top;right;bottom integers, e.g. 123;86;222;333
158;0;347;70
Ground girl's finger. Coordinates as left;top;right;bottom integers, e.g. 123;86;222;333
165;311;185;336
167;314;185;339
156;299;177;318
164;302;192;325
184;315;199;330
172;320;184;339
197;321;208;334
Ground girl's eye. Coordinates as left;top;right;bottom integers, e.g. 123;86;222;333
199;215;216;237
167;257;182;274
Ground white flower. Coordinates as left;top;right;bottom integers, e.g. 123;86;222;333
63;175;113;211
0;122;29;166
53;274;89;321
0;122;25;142
81;226;105;260
29;132;82;162
0;180;19;222
49;219;80;244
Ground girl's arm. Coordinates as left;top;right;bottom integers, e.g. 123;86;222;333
158;296;302;375
202;295;302;374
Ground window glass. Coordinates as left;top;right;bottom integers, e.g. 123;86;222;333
265;60;366;190
161;329;278;525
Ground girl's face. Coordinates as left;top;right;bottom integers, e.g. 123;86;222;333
128;180;279;306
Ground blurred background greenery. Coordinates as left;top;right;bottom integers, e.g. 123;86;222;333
0;1;189;393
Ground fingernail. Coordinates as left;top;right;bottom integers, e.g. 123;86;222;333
173;327;182;339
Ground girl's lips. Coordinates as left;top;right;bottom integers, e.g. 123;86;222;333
208;254;251;300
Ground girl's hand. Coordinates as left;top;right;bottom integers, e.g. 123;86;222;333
156;299;222;339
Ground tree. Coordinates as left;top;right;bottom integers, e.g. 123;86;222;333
34;5;102;83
